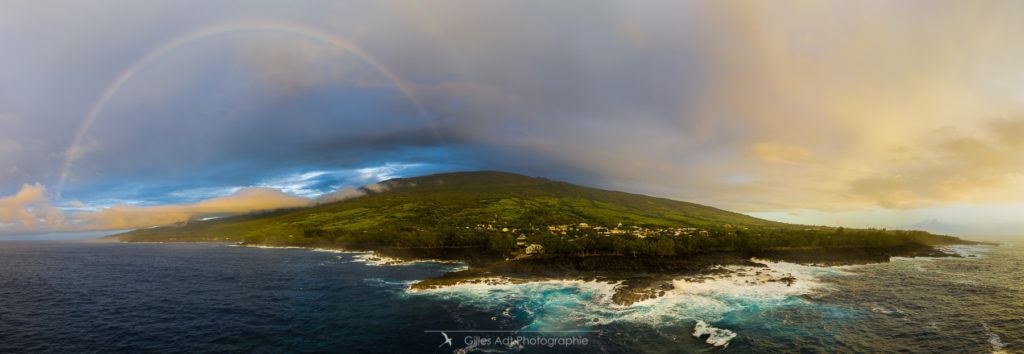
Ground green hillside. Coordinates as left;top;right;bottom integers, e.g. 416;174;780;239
115;171;967;256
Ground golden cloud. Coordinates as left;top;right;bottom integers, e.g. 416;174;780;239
73;187;314;230
0;183;64;230
0;184;359;234
749;142;813;164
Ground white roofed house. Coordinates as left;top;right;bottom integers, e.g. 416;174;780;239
524;244;544;255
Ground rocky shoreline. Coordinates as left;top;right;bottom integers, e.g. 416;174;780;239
230;241;965;306
403;243;963;306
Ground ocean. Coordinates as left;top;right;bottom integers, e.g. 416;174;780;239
0;240;1019;353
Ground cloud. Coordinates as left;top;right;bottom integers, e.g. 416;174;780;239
0;183;63;231
316;186;364;203
63;137;102;162
0;183;339;234
842;125;1024;209
749;142;813;164
0;138;23;178
848;175;924;209
238;33;369;96
6;0;1024;231
987;117;1024;148
0;171;433;234
72;187;313;230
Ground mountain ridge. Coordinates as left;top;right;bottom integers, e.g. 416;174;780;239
352;170;784;228
116;171;972;256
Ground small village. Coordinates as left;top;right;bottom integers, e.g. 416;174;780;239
470;222;722;238
467;222;734;255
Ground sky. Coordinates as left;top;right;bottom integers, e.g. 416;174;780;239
2;0;1024;237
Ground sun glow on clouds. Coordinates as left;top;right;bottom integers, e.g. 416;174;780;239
0;183;64;231
0;183;314;233
74;187;313;230
0;183;318;234
7;1;1024;235
0;163;432;235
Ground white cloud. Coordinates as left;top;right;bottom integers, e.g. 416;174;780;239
0;183;64;231
357;162;421;181
0;183;319;234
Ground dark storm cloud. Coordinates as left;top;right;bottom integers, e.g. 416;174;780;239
5;1;1024;234
1;1;715;203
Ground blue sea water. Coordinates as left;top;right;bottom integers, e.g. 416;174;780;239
0;240;1020;353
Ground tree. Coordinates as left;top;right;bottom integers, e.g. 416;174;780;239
653;237;676;257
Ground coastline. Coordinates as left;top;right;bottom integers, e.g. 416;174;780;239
404;242;960;305
119;238;975;306
6;232;1012;352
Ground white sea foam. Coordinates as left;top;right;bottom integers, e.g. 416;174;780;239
238;245;376;261
894;260;933;273
236;245;466;270
311;248;368;254
871;306;910;320
672;259;846;303
410;259;849;349
350;253;397;266
350;253;467;271
239;245;314;250
407;278;622;325
251;245;302;249
234;244;370;254
364;278;419;288
939;245;994;258
981;322;1008;353
692;320;737;347
891;256;936;262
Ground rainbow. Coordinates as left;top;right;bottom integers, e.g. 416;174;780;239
57;20;442;196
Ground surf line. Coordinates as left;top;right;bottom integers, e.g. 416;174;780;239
423;330;600;333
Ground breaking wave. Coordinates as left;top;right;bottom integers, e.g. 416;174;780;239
693;320;737;347
939;244;995;258
232;245;468;270
981;322;1008;353
408;259;848;349
350;253;468;271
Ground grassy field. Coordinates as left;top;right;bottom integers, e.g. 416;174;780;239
115;171;969;256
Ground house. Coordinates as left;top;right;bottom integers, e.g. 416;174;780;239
524;244;544;255
516;234;527;247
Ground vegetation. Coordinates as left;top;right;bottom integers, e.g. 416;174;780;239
116;171;970;257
